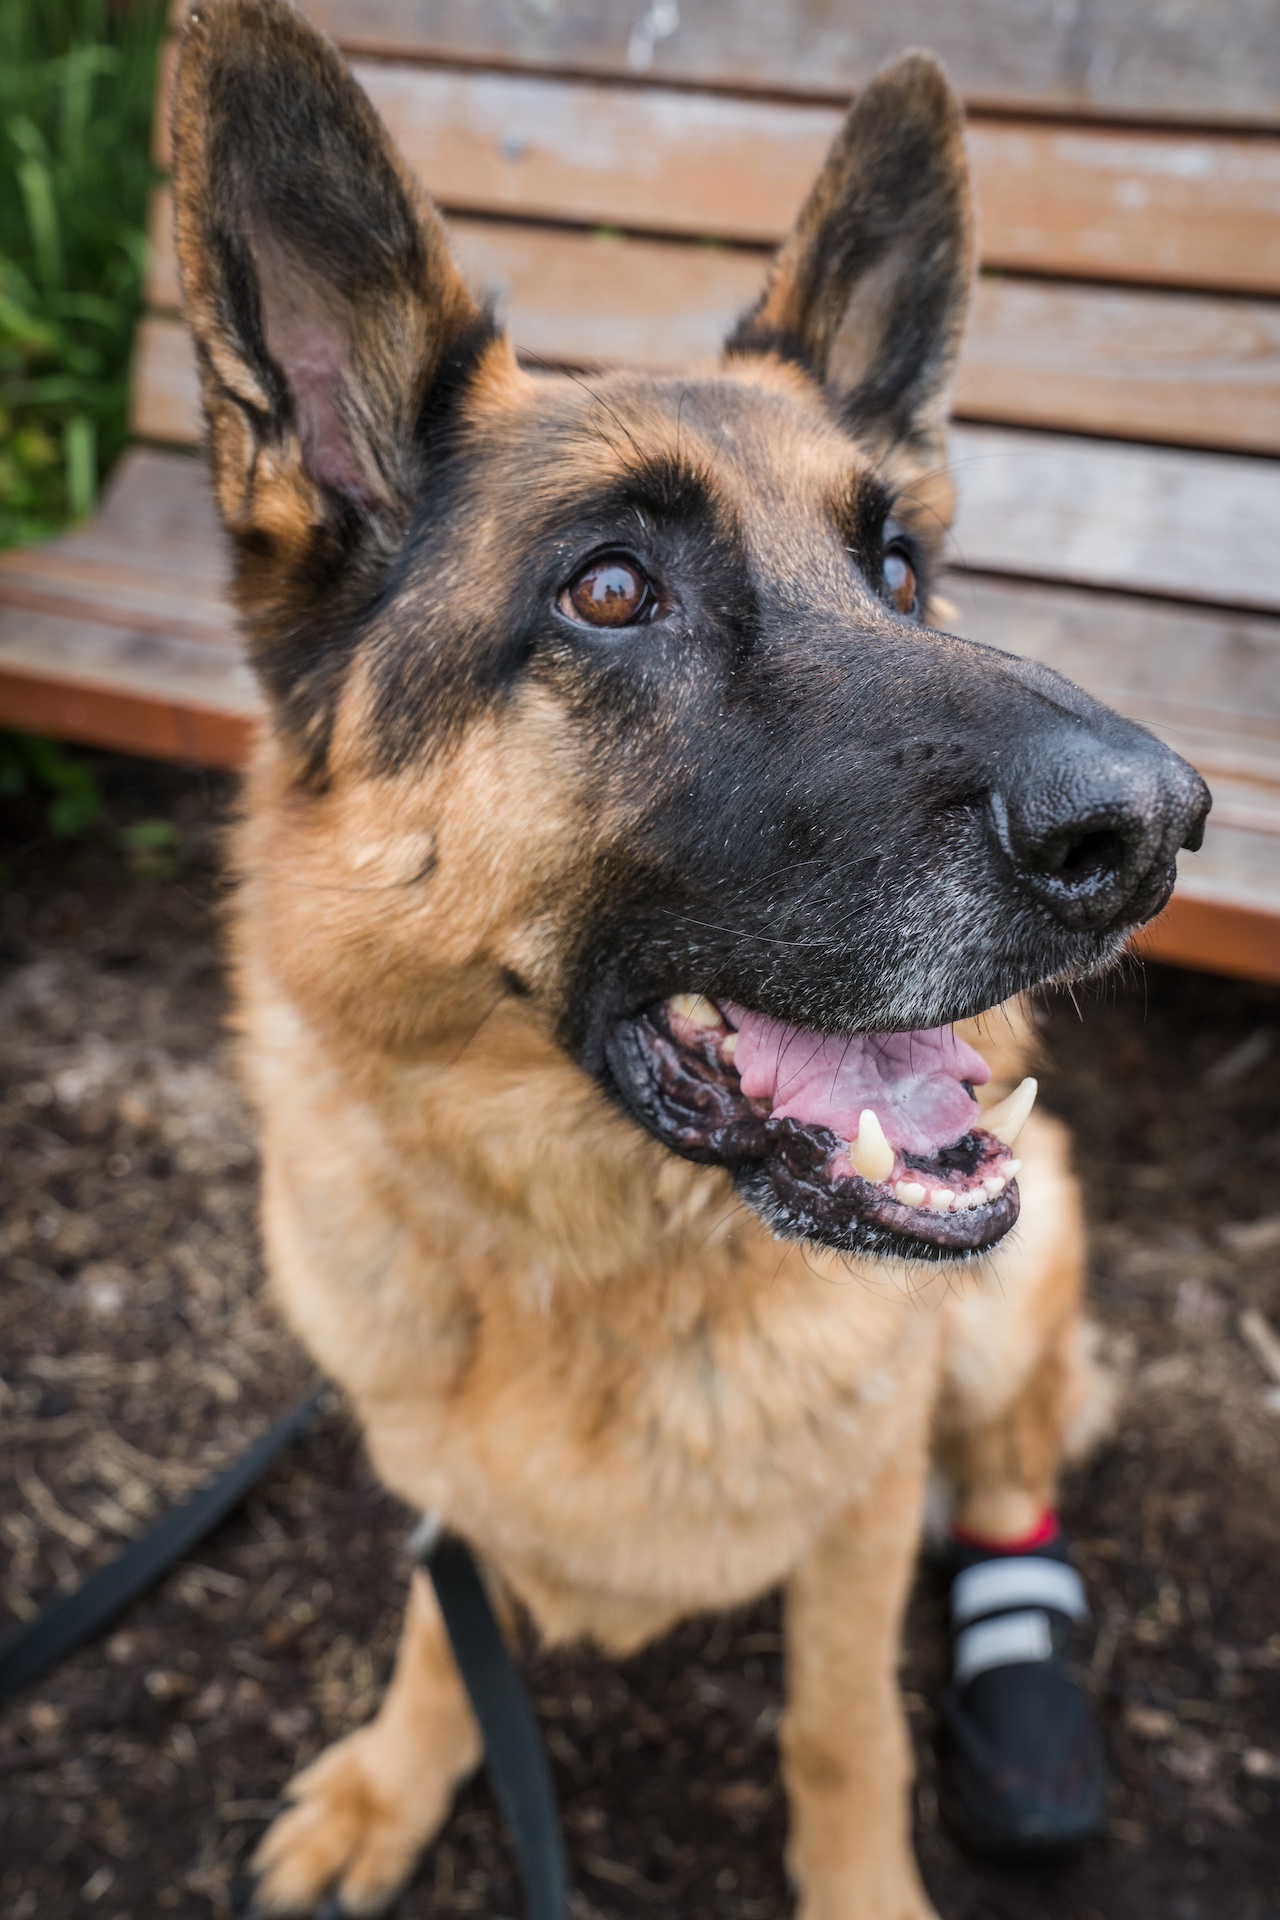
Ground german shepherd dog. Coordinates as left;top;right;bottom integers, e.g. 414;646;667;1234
171;5;1209;1913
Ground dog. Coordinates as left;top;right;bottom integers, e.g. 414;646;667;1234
170;4;1209;1912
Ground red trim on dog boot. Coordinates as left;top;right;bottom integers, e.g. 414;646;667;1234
950;1508;1060;1556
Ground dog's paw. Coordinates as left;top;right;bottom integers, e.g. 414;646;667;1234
250;1725;453;1916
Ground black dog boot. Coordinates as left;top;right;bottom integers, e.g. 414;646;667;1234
939;1516;1107;1854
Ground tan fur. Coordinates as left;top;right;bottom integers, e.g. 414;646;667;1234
167;9;1096;1911
230;743;1085;1917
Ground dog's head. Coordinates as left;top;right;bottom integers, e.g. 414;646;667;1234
173;0;1209;1262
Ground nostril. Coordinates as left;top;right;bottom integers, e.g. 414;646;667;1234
989;778;1158;933
992;729;1211;938
1044;827;1127;885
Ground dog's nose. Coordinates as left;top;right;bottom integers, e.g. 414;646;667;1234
991;727;1211;932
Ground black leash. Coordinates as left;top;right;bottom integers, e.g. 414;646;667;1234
422;1534;568;1920
0;1393;569;1920
0;1391;324;1703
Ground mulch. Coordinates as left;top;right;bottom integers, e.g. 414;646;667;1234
1;751;1278;1920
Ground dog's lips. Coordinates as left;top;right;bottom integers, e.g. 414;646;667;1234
604;994;1024;1259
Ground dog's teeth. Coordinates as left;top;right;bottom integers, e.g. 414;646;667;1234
895;1180;927;1207
975;1076;1037;1147
955;1189;982;1211
1004;1158;1023;1181
928;1188;956;1212
848;1108;895;1184
668;992;721;1029
721;1031;738;1062
982;1174;1007;1199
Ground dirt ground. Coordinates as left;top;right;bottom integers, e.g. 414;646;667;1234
1;750;1278;1920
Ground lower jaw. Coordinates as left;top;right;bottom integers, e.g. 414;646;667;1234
735;1128;1020;1261
604;1016;1021;1262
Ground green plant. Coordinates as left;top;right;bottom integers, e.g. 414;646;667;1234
0;728;103;834
0;0;167;545
118;813;179;876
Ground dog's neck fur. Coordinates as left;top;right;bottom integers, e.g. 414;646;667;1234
231;746;762;1300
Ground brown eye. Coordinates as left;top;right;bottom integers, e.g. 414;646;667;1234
559;556;652;628
883;546;918;616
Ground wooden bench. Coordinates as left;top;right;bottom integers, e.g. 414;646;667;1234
2;0;1278;983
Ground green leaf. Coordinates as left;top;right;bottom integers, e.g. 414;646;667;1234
64;410;94;517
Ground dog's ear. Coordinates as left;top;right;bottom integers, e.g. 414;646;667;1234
171;0;492;639
726;53;972;471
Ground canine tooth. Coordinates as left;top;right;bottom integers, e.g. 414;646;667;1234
1004;1159;1023;1180
975;1076;1038;1147
668;992;721;1029
895;1180;927;1207
928;1188;955;1212
721;1031;738;1062
982;1174;1006;1199
848;1108;895;1184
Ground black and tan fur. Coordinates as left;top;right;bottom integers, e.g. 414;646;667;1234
170;5;1207;1913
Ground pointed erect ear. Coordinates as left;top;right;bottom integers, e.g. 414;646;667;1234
726;53;973;473
171;0;493;590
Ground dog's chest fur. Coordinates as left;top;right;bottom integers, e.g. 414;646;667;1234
239;948;942;1651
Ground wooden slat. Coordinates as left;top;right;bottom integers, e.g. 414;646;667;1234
150;61;1280;296
1133;896;1280;986
136;224;1280;462
295;0;1280;130
354;66;1280;296
0;447;231;640
949;426;1280;614
0;450;256;743
0;661;254;768
352;66;1280;294
967;123;1280;297
958;281;1280;456
130;315;1280;612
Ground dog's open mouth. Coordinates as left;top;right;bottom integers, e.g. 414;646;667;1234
606;994;1035;1259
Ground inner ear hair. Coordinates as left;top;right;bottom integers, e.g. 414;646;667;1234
253;233;393;512
725;51;973;465
172;0;487;548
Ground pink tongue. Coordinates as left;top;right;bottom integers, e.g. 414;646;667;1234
722;1007;990;1157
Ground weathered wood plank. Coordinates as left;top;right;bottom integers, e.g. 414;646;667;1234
139;219;1280;459
0;655;255;767
949;426;1280;615
293;0;1280;129
0;451;232;643
967;122;1280;295
1134;896;1280;984
150;63;1280;295
956;280;1280;456
130;313;206;445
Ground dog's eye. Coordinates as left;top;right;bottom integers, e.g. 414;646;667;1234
559;556;653;628
883;545;918;617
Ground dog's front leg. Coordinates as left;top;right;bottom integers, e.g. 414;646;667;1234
782;1419;937;1920
252;1568;482;1915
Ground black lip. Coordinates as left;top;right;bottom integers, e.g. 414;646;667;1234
604;1003;1020;1262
